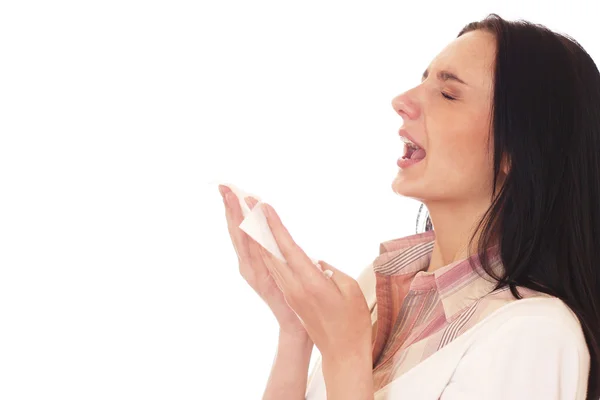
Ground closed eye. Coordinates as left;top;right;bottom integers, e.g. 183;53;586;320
441;92;456;101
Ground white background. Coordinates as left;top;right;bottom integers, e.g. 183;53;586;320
0;1;598;399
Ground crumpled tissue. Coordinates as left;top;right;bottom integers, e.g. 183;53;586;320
210;181;331;277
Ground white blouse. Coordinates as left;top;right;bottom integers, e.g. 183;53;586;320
305;297;591;399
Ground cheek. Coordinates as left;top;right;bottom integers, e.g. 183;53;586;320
426;134;493;189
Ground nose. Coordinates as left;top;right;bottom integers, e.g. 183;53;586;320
391;91;420;120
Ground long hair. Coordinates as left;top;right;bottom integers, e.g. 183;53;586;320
418;14;600;398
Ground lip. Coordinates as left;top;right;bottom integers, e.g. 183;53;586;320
397;157;424;169
398;128;425;150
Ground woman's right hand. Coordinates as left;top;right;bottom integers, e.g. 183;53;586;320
219;185;309;338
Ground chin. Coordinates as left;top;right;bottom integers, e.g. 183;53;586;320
391;173;428;200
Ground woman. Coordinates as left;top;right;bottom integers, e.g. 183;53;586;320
218;14;599;399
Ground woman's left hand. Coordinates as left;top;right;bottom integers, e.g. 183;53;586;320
257;202;373;363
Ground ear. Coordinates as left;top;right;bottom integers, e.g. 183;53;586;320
500;153;511;175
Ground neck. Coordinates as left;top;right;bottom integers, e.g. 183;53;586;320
425;197;492;273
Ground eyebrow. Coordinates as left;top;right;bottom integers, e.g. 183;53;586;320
422;68;468;86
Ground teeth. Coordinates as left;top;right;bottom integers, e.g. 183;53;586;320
400;136;420;149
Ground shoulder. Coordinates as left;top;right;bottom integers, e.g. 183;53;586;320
490;289;582;324
473;285;581;331
441;297;591;399
467;297;590;382
474;296;587;347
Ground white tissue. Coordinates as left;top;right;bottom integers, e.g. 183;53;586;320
210;180;320;266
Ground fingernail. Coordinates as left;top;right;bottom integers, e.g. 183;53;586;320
248;192;262;201
324;270;333;278
219;185;231;197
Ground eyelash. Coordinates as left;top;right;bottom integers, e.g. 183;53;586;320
441;92;456;101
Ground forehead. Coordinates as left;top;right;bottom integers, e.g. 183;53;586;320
428;30;496;90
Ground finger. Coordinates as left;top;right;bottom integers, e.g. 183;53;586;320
244;196;259;209
246;233;285;293
261;203;321;280
221;188;250;262
314;261;347;294
243;198;275;271
310;260;345;292
243;195;281;278
257;241;287;291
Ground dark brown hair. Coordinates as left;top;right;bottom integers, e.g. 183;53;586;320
418;14;600;398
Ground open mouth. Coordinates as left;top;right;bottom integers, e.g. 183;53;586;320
401;141;427;161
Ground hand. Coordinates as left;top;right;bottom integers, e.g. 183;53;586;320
258;202;373;362
219;185;308;338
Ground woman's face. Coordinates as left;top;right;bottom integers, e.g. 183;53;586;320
391;30;499;204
